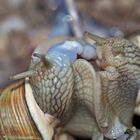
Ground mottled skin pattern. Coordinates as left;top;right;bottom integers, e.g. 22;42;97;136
29;54;74;123
69;59;103;139
28;36;140;140
30;56;103;139
94;37;140;139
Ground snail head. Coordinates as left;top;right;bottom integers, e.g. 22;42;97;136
10;52;52;80
84;32;133;68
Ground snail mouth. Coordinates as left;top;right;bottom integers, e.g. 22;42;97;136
95;60;108;71
96;56;108;67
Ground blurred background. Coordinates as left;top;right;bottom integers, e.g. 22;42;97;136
0;0;140;138
0;0;140;87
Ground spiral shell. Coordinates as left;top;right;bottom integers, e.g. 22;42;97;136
0;80;56;140
0;80;42;139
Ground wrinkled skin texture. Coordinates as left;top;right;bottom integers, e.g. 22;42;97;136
28;37;140;140
94;37;140;139
30;57;103;140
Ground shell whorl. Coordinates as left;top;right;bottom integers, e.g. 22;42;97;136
0;80;57;140
0;81;42;139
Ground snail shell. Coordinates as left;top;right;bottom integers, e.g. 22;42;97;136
0;79;56;140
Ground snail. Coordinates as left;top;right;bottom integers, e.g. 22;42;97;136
0;33;140;140
0;38;97;140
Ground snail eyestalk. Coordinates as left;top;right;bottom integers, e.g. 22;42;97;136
10;70;35;80
84;32;106;45
33;53;52;68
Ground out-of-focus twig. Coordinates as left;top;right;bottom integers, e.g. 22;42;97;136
65;0;83;38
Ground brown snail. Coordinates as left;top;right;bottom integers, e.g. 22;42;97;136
0;33;140;140
0;37;97;140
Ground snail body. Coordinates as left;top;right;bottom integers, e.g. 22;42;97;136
0;35;140;140
0;39;99;140
85;32;140;139
26;38;140;139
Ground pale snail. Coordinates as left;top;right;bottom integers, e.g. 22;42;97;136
0;32;140;140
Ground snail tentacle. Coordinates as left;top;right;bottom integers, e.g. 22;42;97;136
33;53;53;68
84;31;106;45
10;70;35;80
